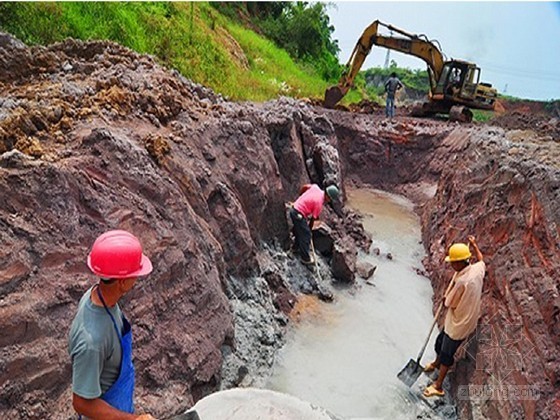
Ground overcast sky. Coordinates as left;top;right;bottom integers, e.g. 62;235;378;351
326;1;560;101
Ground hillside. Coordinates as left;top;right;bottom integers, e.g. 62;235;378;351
0;2;331;102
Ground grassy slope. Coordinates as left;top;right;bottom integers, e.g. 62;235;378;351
7;2;548;113
0;2;332;102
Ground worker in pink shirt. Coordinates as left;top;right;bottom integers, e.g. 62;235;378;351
289;184;340;264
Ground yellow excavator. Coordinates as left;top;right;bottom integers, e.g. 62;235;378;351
324;20;497;122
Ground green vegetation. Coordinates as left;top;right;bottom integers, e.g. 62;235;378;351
0;1;337;101
210;2;340;81
471;109;494;123
363;62;430;98
544;100;560;115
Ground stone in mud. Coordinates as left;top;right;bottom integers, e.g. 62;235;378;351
331;241;356;283
312;222;334;256
356;260;376;279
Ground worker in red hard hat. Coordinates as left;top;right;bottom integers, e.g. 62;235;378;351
68;230;155;419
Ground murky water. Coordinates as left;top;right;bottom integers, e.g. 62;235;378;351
267;188;441;419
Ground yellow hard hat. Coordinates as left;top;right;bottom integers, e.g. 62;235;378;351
445;243;471;262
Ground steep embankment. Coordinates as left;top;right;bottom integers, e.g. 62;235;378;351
0;35;367;419
422;128;559;420
324;110;559;419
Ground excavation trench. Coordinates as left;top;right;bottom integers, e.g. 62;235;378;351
267;188;454;419
1;35;558;419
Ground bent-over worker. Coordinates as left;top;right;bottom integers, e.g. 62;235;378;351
68;229;155;419
423;235;485;398
289;184;340;264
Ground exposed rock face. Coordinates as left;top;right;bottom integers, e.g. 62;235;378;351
0;34;368;419
323;110;559;420
421;127;559;420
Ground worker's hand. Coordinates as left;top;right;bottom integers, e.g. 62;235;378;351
467;235;477;246
136;414;157;420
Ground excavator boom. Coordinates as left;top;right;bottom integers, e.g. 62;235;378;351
324;19;496;117
325;20;444;108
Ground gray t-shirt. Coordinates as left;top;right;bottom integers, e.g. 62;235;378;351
68;286;124;399
385;76;403;97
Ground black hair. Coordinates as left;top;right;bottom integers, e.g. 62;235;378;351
101;278;116;285
391;72;397;77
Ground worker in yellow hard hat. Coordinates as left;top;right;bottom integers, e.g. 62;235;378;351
423;235;485;398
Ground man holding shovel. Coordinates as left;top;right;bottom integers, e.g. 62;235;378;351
423;235;485;397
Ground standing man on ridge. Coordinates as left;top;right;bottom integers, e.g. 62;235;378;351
68;229;156;419
289;184;340;265
384;72;403;119
423;235;485;398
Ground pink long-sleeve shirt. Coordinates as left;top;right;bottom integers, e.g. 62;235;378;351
293;184;325;219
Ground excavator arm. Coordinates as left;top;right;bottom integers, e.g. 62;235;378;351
324;20;445;108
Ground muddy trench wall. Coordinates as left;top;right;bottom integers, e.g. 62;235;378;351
330;111;559;420
0;36;369;419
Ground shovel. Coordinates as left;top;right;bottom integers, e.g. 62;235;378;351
309;237;323;283
397;300;444;387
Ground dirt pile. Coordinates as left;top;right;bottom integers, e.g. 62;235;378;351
490;99;559;139
0;34;369;419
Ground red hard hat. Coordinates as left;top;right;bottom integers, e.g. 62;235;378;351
87;230;153;279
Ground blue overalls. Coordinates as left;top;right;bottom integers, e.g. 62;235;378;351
96;286;135;413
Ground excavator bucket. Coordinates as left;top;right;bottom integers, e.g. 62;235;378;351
324;85;345;108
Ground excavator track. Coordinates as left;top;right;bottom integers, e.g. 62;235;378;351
449;105;473;123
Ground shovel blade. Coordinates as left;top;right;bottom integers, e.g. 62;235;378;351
397;359;423;387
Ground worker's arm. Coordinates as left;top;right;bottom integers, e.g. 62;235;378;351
72;394;154;419
444;283;465;309
468;235;483;262
309;217;315;229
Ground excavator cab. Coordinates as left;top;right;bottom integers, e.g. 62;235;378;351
434;61;490;104
430;60;496;121
434;61;468;97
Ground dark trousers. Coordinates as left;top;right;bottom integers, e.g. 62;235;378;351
435;329;464;367
289;207;311;261
385;94;396;117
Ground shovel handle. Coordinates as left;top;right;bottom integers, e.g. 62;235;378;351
415;300;444;364
309;237;323;283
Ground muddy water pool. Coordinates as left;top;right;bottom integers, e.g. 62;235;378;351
267;188;445;419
